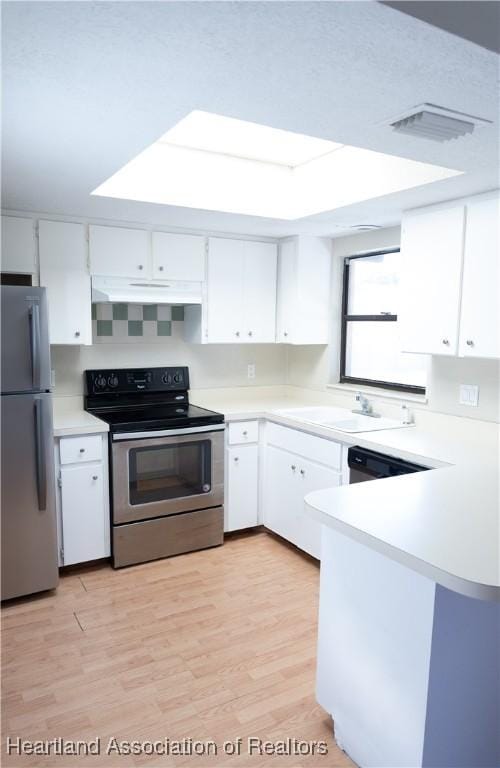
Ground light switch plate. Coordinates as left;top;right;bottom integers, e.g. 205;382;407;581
247;364;256;380
459;384;479;407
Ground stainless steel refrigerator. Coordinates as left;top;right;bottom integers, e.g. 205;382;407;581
1;286;59;600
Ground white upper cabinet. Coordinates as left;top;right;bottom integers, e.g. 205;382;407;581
204;237;277;343
152;232;206;281
89;225;151;278
277;236;331;344
458;197;500;359
39;220;92;345
242;241;277;343
1;216;36;274
399;206;465;356
206;237;246;342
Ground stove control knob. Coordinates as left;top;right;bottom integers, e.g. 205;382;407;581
95;375;107;390
108;375;119;388
173;372;183;384
162;373;172;385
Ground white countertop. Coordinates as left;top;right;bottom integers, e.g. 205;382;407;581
52;386;499;599
52;396;109;436
190;386;500;602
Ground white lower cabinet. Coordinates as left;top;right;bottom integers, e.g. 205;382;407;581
263;443;341;559
225;444;259;532
56;433;110;566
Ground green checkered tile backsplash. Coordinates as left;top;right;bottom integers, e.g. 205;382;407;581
92;304;184;343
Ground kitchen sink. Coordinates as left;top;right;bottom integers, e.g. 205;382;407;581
273;406;411;433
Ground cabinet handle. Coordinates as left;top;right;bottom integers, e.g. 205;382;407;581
284;332;288;337
466;339;474;346
75;331;80;338
92;475;98;481
159;265;164;271
234;456;239;462
79;448;85;453
300;469;305;476
138;264;143;270
291;464;296;471
235;331;240;337
248;331;253;337
242;431;248;436
442;339;450;346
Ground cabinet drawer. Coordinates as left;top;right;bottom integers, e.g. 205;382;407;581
227;420;259;445
59;435;103;465
266;422;341;470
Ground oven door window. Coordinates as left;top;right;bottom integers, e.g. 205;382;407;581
128;440;211;505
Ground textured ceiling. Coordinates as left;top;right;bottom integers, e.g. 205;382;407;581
1;1;498;238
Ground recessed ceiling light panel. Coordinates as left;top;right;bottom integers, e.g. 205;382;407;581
92;110;462;220
159;110;341;167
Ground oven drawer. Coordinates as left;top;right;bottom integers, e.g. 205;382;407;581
228;420;259;445
59;435;103;465
113;506;224;567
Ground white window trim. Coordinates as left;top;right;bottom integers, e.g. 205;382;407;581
327;381;428;404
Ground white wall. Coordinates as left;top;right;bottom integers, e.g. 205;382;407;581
286;227;500;423
51;323;287;396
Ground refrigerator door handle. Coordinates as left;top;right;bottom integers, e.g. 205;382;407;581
34;398;47;510
29;303;41;390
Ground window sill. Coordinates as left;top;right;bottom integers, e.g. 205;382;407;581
327;382;428;404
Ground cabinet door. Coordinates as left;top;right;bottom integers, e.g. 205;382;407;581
276;239;297;342
459;197;500;359
39;220;91;345
61;463;109;565
206;237;244;342
1;216;36;274
89;225;151;278
264;445;341;559
152;232;206;281
243;242;277;343
276;237;331;344
399;206;465;355
263;445;297;544
297;457;341;559
226;444;259;532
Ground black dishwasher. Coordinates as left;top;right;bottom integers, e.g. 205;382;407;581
348;446;429;483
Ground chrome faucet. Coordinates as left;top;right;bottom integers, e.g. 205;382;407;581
401;404;414;425
353;392;380;418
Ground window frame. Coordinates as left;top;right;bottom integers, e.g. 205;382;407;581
339;248;426;396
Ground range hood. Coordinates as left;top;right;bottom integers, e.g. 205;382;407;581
91;276;203;305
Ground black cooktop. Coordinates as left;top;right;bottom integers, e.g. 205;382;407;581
91;403;223;433
84;367;224;434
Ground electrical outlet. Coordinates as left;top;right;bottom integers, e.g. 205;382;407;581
459;384;479;407
247;364;256;380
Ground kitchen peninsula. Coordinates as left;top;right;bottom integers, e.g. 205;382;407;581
306;438;500;768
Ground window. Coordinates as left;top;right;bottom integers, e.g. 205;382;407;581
340;249;426;394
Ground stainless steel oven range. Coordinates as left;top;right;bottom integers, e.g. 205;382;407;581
84;367;224;568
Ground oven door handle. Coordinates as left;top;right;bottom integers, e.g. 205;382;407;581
112;424;226;441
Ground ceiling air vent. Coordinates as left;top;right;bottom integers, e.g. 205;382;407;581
387;103;492;142
349;224;382;232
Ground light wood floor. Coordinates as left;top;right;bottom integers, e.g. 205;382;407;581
1;532;354;767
